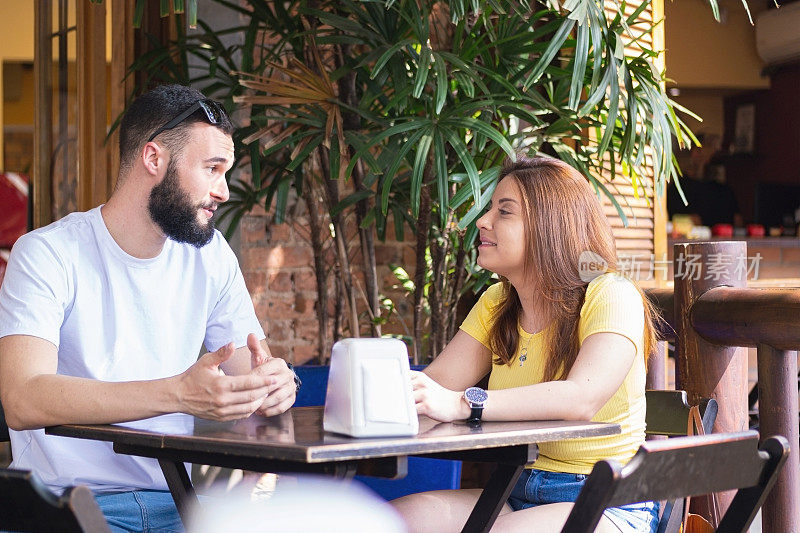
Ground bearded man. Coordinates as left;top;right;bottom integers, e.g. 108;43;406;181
0;84;297;531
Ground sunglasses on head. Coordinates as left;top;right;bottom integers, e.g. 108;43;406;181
147;99;226;143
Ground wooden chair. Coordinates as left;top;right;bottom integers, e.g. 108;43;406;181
644;389;717;533
645;389;717;438
0;468;111;533
561;431;789;533
0;402;109;532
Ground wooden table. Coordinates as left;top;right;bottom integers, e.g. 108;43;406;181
47;407;619;533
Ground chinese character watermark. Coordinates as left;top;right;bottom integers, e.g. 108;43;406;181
583;252;763;282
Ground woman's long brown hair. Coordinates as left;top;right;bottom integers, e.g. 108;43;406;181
486;156;660;381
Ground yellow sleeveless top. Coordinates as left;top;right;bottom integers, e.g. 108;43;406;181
459;272;647;474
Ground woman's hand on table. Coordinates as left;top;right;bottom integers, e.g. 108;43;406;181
411;370;469;422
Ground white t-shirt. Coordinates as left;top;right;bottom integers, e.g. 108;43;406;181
0;206;264;493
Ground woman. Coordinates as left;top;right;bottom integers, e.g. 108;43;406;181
393;156;661;533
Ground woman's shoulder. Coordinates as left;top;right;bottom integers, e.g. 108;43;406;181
585;272;641;304
468;281;503;312
483;281;505;299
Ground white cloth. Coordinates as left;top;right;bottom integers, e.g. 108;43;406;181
0;206;264;493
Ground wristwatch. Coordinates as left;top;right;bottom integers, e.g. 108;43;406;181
285;362;302;393
463;386;488;423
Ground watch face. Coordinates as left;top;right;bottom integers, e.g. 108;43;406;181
465;387;488;404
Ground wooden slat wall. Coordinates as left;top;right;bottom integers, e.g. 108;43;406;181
598;0;667;288
35;0;168;224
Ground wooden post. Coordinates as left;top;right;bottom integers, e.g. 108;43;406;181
756;345;799;533
645;341;667;390
673;241;749;519
109;0;136;191
76;0;108;211
33;0;53;229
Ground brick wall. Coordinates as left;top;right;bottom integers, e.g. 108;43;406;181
239;192;415;365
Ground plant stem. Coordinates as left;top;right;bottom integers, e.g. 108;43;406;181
318;146;360;337
301;173;330;362
336;42;381;337
413;164;434;363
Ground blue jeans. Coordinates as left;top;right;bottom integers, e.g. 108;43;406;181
507;468;659;533
93;490;183;533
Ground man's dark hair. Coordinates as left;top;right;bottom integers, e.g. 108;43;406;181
118;84;234;173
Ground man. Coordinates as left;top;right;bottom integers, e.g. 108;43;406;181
0;85;297;531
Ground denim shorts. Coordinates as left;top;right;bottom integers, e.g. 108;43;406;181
507;468;659;533
93;490;183;533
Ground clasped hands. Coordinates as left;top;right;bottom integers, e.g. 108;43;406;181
176;333;296;421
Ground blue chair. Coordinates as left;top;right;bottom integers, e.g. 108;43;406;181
293;365;462;501
293;365;331;407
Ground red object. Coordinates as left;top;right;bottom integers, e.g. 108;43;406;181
746;224;765;238
0;252;7;287
712;224;734;238
0;172;28;248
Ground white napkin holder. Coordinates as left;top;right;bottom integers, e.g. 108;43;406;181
323;338;419;438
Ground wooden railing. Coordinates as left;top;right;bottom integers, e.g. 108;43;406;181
644;241;799;533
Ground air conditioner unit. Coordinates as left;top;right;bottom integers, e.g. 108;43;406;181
756;3;800;65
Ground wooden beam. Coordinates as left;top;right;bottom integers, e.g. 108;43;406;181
77;0;108;211
109;0;136;190
33;1;53;229
673;241;749;521
651;0;668;290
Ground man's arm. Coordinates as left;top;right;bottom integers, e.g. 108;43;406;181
0;334;274;430
220;334;297;418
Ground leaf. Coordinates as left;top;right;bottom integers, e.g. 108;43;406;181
287;136;323;171
524;17;576;89
411;133;434;217
458;178;497;229
133;0;146;28
370;39;414;79
249;142;262;189
344;120;428;180
453;71;475;98
381;127;428;213
391;204;405;241
441;128;481;212
569;21;589;110
274;178;291;224
447;117;515;160
413;46;432;99
451;166;500;209
626;0;652;25
433;132;449;226
433;54;449;115
332;189;375;218
187;0;197;28
597;60;620;157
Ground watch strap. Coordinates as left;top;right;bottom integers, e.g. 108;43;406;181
285;362;302;393
468;406;484;422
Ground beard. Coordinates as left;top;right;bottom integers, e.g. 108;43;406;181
148;158;217;248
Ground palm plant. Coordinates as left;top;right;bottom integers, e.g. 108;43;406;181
233;0;695;360
123;0;739;362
